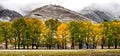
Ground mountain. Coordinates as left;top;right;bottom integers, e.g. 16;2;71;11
80;9;115;23
80;4;120;23
25;5;91;22
0;9;23;21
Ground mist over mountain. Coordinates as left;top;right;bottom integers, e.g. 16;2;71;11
2;0;120;15
0;4;23;22
0;0;120;22
0;5;4;10
80;3;120;23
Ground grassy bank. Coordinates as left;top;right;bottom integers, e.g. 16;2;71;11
0;49;120;56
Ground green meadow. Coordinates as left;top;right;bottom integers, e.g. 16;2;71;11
0;49;120;56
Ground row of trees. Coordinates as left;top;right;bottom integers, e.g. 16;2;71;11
0;18;120;49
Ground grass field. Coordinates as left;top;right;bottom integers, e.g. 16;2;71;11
0;49;120;56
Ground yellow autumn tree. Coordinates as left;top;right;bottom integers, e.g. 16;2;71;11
83;21;93;49
91;23;102;49
56;23;69;49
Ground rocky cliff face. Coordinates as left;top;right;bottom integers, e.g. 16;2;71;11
26;5;91;22
0;9;23;21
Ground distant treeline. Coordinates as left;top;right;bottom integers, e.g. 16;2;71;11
0;18;120;49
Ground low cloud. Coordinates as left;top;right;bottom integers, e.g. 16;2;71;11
0;0;120;15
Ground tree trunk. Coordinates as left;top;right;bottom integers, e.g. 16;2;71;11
86;43;89;49
46;44;49;49
62;41;64;49
93;38;95;49
101;44;104;49
71;37;74;49
32;39;34;49
115;38;117;49
23;44;25;49
101;38;105;49
49;45;51;49
5;36;8;49
22;40;26;49
14;38;17;49
18;34;21;49
93;44;95;49
15;44;16;49
65;40;67;49
108;43;110;49
36;45;39;49
26;38;28;49
26;39;29;49
57;43;60;49
71;43;74;49
79;42;82;49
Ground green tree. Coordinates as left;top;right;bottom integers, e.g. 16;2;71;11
0;22;13;49
111;20;120;49
77;21;87;49
25;18;45;49
101;20;113;49
68;21;80;49
12;18;26;49
45;19;61;49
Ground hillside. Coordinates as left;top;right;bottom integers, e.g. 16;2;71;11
0;9;23;21
26;5;91;22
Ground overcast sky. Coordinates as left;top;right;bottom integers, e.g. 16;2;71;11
0;0;120;15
